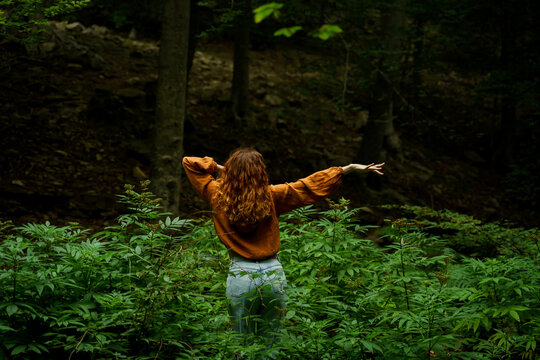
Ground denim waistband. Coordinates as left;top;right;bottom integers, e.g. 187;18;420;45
230;255;282;272
230;253;279;263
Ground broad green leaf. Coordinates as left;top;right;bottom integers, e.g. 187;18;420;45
6;305;18;316
360;339;374;352
286;310;295;319
253;3;283;23
509;310;520;321
11;345;26;355
314;24;343;40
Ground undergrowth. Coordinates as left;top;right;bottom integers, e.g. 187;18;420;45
0;183;538;359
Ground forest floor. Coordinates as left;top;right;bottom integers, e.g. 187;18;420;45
0;21;535;229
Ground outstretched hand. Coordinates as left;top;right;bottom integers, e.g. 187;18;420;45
342;162;385;175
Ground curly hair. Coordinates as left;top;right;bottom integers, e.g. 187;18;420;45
215;148;272;227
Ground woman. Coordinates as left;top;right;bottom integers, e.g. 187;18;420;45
182;148;384;340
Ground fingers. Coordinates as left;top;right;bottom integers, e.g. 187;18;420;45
370;162;385;175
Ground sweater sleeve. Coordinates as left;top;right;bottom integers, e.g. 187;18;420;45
270;166;344;215
182;156;218;205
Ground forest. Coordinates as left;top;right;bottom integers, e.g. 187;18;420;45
0;0;539;359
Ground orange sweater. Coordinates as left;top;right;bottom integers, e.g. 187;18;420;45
182;156;344;260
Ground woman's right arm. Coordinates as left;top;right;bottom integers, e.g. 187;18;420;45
341;162;385;175
270;166;345;215
182;156;219;204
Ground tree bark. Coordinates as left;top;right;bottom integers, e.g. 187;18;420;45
359;0;406;164
187;0;201;76
152;0;190;215
231;0;251;126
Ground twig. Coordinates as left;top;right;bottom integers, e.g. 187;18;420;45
68;329;88;360
153;338;164;360
341;37;350;105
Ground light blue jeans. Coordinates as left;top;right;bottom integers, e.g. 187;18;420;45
226;256;288;338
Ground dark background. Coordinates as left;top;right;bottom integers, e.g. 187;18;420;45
1;0;539;228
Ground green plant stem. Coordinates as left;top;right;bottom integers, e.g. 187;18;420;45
68;329;88;360
12;260;18;302
399;238;410;311
426;286;432;360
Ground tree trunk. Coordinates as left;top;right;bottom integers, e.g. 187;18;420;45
496;0;517;164
187;0;201;76
152;0;190;215
231;0;251;126
359;0;406;163
411;17;425;123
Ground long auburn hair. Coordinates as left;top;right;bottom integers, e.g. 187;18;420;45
215;148;272;226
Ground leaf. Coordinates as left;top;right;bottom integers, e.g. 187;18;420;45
11;345;26;355
133;166;147;180
254;8;273;23
286;310;296;319
11;179;25;187
473;318;480;333
322;24;343;33
28;344;42;354
315;24;343;40
509;310;520;322
36;284;45;295
6;305;18;316
360;339;374;352
337;269;346;282
274;26;302;38
253;3;283;23
0;324;15;332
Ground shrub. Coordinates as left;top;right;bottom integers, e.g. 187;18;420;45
0;191;538;359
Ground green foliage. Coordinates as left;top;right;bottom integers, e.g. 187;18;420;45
273;25;301;38
253;2;283;24
505;137;540;212
0;193;538;359
0;0;90;42
253;2;343;41
385;205;540;258
312;24;343;41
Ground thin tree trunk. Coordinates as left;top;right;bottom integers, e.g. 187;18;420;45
152;0;190;215
359;0;406;164
411;17;425;123
231;0;251;126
